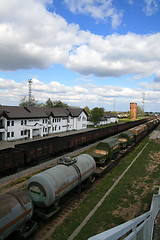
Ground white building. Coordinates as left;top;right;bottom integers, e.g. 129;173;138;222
0;106;88;141
88;113;119;126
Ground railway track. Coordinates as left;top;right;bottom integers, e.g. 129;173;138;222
0;142;100;191
27;145;138;240
1;120;160;240
31;186;91;240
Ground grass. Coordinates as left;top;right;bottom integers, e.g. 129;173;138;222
50;137;160;240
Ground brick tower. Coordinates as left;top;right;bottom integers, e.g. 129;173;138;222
130;102;137;119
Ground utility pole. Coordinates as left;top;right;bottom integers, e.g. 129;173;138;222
113;98;115;112
142;91;145;113
28;79;32;106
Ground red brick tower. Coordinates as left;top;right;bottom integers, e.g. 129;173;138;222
130;103;137;119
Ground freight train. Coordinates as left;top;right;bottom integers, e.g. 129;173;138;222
0;118;153;175
0;118;160;240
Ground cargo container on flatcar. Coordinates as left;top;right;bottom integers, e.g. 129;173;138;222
118;130;134;148
92;138;120;166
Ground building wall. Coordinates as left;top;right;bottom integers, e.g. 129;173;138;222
0;110;88;141
76;111;88;130
130;102;137;119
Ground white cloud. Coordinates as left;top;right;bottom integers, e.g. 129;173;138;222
0;0;160;80
63;0;123;29
1;0;160;111
66;32;160;78
0;77;160;111
143;0;160;16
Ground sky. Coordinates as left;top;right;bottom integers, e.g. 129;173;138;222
0;0;160;112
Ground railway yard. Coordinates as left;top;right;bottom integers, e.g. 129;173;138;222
0;118;160;240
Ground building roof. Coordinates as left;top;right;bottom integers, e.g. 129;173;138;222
0;106;86;119
104;113;118;118
66;107;82;117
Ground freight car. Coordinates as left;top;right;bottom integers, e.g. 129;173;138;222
91;138;120;166
0;189;36;240
117;130;134;148
14;118;150;166
89;118;160;167
0;118;156;177
27;154;96;218
0;148;24;175
0;119;160;240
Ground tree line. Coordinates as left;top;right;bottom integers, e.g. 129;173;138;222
19;97;145;126
19;97;106;126
19;97;68;108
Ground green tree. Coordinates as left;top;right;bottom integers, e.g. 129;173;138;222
19;96;39;107
90;107;105;126
45;98;54;108
137;105;144;117
52;100;68;108
84;106;91;116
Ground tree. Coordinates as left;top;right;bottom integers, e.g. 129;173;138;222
45;99;68;108
52;100;68;108
137;105;144;117
84;106;91;116
45;98;54;108
19;96;39;107
90;107;105;126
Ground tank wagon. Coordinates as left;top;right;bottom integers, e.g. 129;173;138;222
27;154;96;218
0;118;160;240
0;118;150;176
92;138;120;166
15;118;149;165
0;189;36;240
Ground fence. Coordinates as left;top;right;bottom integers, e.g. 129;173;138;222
88;188;160;240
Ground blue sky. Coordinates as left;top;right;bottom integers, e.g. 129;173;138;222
0;0;160;112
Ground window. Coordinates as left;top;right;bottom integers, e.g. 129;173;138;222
7;132;10;138
78;116;81;121
21;130;24;136
7;121;10;126
11;132;14;137
59;126;61;130
21;120;23;125
11;121;14;126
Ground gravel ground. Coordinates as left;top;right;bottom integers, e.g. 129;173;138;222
0;141;98;189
